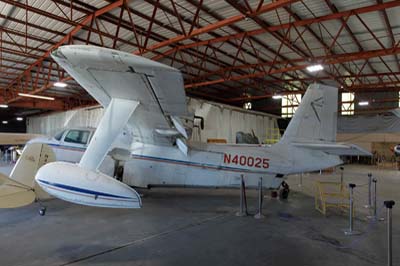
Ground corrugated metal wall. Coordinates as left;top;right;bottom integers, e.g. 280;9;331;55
27;97;279;144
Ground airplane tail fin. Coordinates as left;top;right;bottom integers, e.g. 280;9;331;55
0;143;55;208
280;84;371;156
280;84;338;144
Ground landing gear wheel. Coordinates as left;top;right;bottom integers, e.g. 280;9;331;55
39;207;46;216
279;181;290;200
116;165;124;182
113;160;124;182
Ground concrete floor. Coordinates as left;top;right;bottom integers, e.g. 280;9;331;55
0;164;399;266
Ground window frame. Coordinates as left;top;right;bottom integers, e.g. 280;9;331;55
63;129;91;145
53;130;66;141
281;93;302;118
341;92;355;116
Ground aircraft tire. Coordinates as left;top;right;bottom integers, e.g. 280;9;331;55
116;165;124;182
39;207;46;216
279;181;290;200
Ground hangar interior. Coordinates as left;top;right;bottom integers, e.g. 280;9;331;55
0;1;400;266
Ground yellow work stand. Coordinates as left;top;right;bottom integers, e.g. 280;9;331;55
315;181;353;216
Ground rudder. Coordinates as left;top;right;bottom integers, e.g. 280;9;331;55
280;84;338;143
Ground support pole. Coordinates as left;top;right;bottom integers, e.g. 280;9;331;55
373;178;377;217
298;173;303;187
236;175;248;217
367;178;384;221
365;173;372;208
340;167;344;192
384;200;395;266
254;177;265;219
344;183;361;235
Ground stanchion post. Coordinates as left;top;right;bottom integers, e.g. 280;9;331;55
340;167;344;192
365;173;372;208
298;173;303;187
367;178;384;221
344;183;362;236
384;200;395;266
236;175;247;217
254;177;265;219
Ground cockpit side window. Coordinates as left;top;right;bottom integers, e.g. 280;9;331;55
54;130;66;141
64;130;91;145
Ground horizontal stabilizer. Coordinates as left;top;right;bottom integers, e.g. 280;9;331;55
293;142;372;156
0;143;55;208
0;173;35;208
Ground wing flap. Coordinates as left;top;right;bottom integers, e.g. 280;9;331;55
293;142;372;156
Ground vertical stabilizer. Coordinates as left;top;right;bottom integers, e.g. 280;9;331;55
10;143;55;187
281;84;338;143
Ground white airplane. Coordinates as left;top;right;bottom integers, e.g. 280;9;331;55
393;144;400;156
1;45;371;210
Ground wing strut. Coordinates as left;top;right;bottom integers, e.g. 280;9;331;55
80;98;139;171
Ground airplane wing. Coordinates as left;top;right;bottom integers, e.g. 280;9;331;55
292;142;372;156
0;133;43;145
51;45;190;150
34;45;193;209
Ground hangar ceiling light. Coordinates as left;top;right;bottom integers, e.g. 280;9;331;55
54;82;68;88
306;64;324;72
359;101;369;106
18;93;55;101
16;117;23;121
243;102;252;110
0;104;8;108
272;95;283;99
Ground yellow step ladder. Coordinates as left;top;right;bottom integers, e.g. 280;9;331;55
315;181;353;216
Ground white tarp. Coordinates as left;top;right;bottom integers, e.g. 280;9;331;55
27;97;279;144
338;114;400;134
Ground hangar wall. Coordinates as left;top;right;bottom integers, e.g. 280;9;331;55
337;114;400;153
355;91;398;113
27;97;279;144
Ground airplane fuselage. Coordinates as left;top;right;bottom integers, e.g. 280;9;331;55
30;134;342;189
0;46;369;210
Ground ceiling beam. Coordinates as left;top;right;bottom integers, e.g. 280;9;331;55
156;1;400;60
134;0;300;55
4;0;125;93
185;45;400;89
